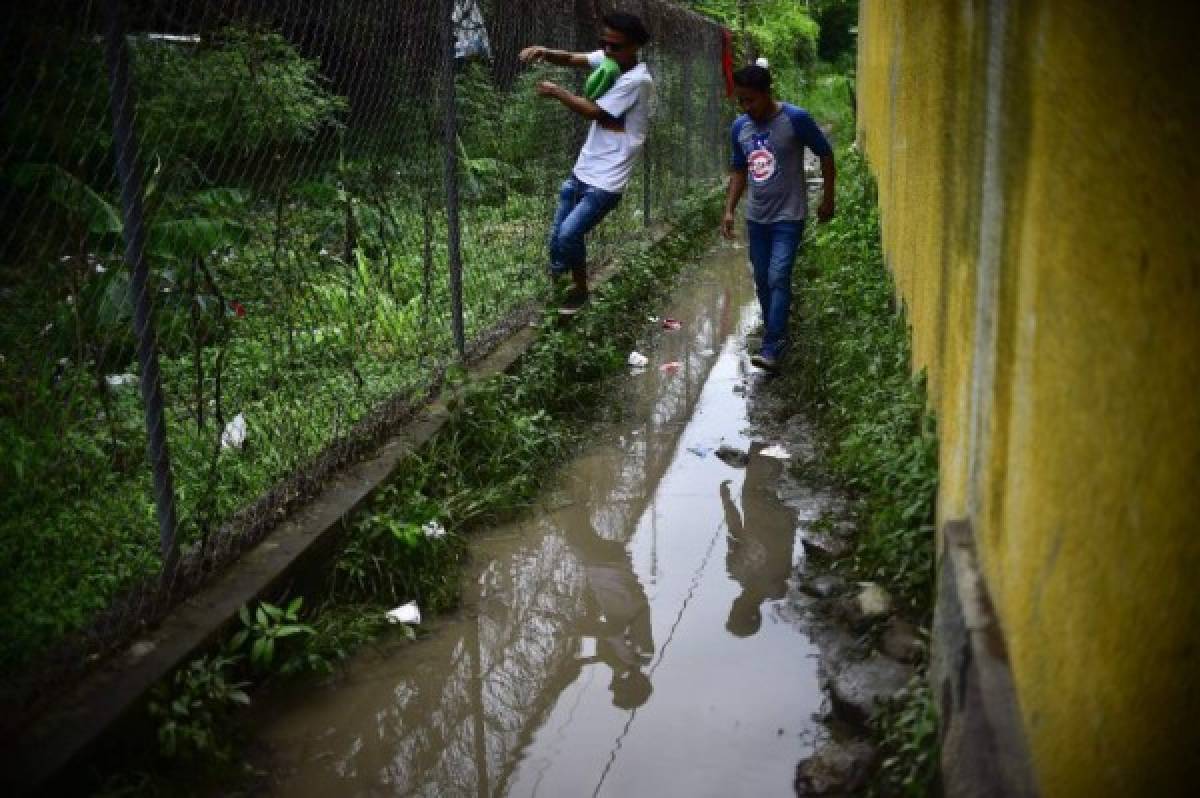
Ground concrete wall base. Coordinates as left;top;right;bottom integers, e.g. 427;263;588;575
932;520;1038;797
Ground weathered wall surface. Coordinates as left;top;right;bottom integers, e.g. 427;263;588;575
857;1;1200;794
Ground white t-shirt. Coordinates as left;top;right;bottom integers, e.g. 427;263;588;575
572;51;654;194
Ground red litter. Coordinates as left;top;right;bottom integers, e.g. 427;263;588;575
659;361;682;373
662;318;681;330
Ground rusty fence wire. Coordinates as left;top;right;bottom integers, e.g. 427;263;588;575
0;0;730;723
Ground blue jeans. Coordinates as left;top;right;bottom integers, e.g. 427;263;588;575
549;175;622;276
746;219;805;359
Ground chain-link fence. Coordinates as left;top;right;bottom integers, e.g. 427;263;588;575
0;0;730;723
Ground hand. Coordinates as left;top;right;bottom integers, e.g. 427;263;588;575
536;80;562;98
720;212;736;240
519;45;547;64
817;196;835;223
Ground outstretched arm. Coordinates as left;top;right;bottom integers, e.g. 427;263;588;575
519;45;592;69
535;82;624;130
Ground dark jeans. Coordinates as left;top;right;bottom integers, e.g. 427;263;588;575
549;175;622;276
746;219;805;359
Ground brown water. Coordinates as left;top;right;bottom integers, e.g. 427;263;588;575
248;243;822;797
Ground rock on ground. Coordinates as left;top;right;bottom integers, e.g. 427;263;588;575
836;582;893;629
800;573;847;599
879;616;925;663
829;653;914;726
794;739;877;796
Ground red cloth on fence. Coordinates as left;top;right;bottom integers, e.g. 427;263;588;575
721;27;735;97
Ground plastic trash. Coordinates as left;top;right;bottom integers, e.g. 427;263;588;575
662;318;681;330
422;521;447;540
659;361;682;373
386;601;421;625
221;413;247;450
105;373;137;389
647;315;660;323
699;348;716;357
627;351;649;367
759;444;791;460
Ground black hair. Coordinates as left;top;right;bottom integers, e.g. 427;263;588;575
602;12;650;46
732;64;772;93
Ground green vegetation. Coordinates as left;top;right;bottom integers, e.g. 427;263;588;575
771;57;939;795
777;148;937;613
870;676;940;797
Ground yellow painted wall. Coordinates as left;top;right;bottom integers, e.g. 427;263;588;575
857;1;1200;794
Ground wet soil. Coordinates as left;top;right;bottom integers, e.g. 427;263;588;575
243;242;846;797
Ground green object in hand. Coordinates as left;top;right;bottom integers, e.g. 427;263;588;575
584;57;621;101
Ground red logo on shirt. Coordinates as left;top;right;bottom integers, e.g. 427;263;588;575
747;131;776;183
748;148;776;183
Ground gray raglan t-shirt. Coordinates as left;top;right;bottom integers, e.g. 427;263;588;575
730;103;832;223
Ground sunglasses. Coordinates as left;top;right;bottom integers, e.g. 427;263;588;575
600;38;630;52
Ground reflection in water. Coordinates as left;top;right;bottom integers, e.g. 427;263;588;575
250;247;822;798
574;527;655;710
721;444;794;638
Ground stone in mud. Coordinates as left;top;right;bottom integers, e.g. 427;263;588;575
794;739;877;796
715;444;750;467
855;583;892;617
879;616;925;664
829;654;914;726
836;582;893;629
800;573;847;599
801;533;850;562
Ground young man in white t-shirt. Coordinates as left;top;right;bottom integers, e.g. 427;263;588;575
519;12;654;313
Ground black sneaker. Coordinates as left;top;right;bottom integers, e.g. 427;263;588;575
750;352;779;372
559;288;590;315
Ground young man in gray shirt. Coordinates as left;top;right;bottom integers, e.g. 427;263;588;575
721;62;836;371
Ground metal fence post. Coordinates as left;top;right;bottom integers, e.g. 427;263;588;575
103;0;180;579
442;0;466;359
682;53;694;186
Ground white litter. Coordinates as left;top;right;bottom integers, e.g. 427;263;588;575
699;348;716;357
759;444;791;460
422;520;447;540
105;373;138;389
386;601;421;625
221;413;247;450
627;351;649;367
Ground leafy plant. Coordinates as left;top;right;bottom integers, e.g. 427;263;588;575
147;652;249;760
870;675;940;797
231;598;315;672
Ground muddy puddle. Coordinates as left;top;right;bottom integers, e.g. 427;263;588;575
247;243;826;797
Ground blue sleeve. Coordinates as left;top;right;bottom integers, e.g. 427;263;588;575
786;106;833;157
730;117;748;170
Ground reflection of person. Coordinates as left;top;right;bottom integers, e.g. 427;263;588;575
518;13;654;314
720;444;795;637
571;529;655;709
720;60;836;373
